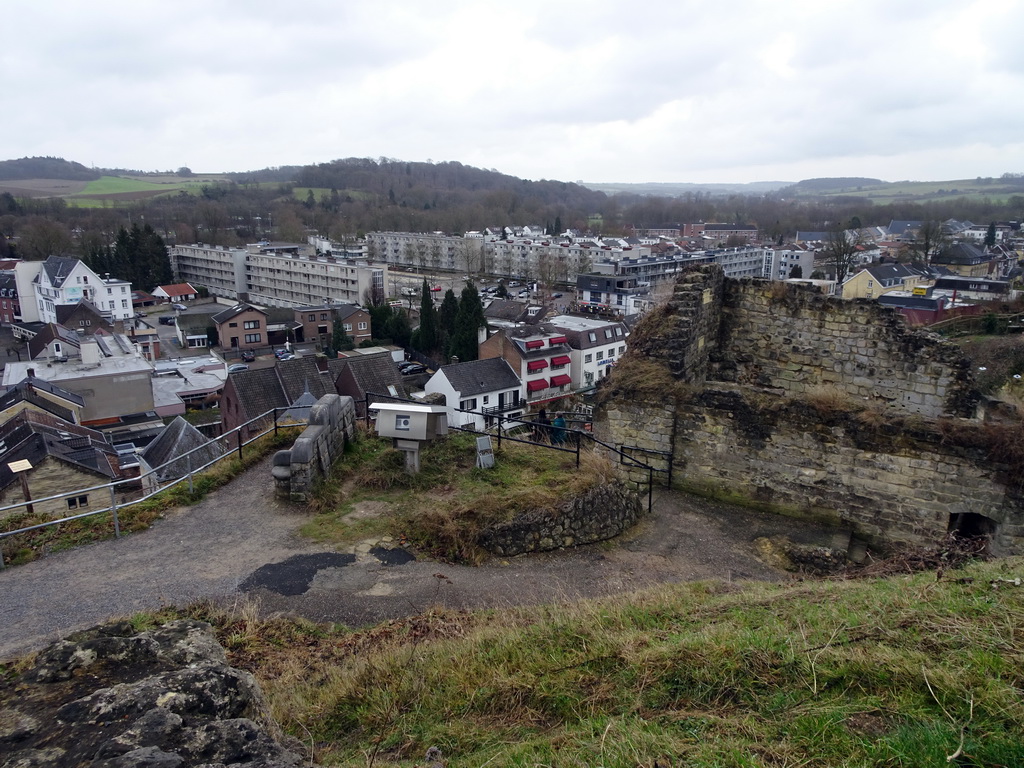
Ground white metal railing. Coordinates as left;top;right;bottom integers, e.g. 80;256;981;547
0;408;304;569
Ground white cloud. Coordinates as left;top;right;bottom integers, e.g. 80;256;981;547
4;0;1023;183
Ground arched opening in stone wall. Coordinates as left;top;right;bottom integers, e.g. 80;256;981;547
948;511;997;541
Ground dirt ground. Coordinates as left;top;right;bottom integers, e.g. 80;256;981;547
0;455;846;661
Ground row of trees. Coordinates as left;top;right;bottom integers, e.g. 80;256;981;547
412;280;485;362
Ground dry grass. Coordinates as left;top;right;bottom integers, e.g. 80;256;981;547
802;384;856;415
134;556;1024;767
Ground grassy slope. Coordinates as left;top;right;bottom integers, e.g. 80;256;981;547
165;557;1024;767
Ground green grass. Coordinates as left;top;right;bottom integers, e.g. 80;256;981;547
302;430;610;563
147;556;1024;767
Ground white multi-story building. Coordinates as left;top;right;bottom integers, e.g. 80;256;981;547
170;243;387;308
548;315;628;390
34;256;133;323
365;231;652;285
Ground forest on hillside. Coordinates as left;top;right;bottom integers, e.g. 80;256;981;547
1;156;1024;269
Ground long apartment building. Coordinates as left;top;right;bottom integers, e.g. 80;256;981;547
170;243;386;308
365;231;652;284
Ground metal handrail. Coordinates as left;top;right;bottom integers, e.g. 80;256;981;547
0;407;304;569
364;391;658;512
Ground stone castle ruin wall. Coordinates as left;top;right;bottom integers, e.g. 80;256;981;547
596;266;1023;555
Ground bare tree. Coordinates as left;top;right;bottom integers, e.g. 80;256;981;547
908;220;945;265
824;226;859;285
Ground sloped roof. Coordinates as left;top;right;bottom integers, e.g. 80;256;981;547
0;410;117;492
437;358;520;397
141;416;225;480
211;303;266;324
279;389;320;424
226;367;290;424
155;283;197;297
0;377;84;422
328;352;405;402
55;299;112;327
27;324;81;360
863;263;922;282
933;242;988;265
39;256;83;289
224;357;336;425
887;220;923;238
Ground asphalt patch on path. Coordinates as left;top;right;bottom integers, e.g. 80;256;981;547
240;553;356;596
370;547;415;565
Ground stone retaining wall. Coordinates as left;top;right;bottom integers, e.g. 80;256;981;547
479;481;643;556
272;394;356;502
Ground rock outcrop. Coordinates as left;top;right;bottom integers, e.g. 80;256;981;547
0;619;309;768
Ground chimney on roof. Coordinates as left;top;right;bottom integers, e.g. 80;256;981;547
450;356;460;364
27;367;35;378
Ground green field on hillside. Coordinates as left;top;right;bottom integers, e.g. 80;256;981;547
63;175;231;207
800;178;1024;205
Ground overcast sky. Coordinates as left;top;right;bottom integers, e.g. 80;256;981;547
5;0;1023;185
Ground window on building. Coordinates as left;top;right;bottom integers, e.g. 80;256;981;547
619;345;625;355
318;325;328;334
229;322;237;328
343;323;352;332
121;286;126;293
121;299;128;308
588;332;597;342
243;320;260;329
584;353;593;363
596;351;604;360
107;287;113;295
244;333;261;344
483;395;490;405
608;348;615;358
320;313;327;320
358;322;367;330
605;329;613;338
308;314;315;321
460;398;478;410
67;495;89;510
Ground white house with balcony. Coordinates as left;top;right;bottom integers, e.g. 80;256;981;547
423;357;524;430
34;256;133;324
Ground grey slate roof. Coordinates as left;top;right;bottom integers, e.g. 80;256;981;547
226;356;335;425
328;352;405;405
39;256;82;288
437;358;520;397
27;324;82;360
211;303;265;324
933;242;988;265
0;410;117;492
141;416;225;481
0;377;84;422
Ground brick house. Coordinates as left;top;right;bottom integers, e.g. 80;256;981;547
212;303;268;351
293;304;372;349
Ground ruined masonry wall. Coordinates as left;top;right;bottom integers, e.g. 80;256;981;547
712;278;978;418
272;394;356;501
595;391;1023;555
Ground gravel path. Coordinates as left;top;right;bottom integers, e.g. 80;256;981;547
0;455;846;661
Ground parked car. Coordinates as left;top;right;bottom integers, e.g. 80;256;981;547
277;353;296;361
240;350;255;362
171;303;187;311
552;292;563;298
158;316;175;325
400;363;427;375
274;348;291;359
431;285;443;292
227;364;249;373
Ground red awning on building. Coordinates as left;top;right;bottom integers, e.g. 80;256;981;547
527;378;548;392
525;339;544;349
550;355;572;366
548;336;568;345
527;359;548;371
550;374;572;386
